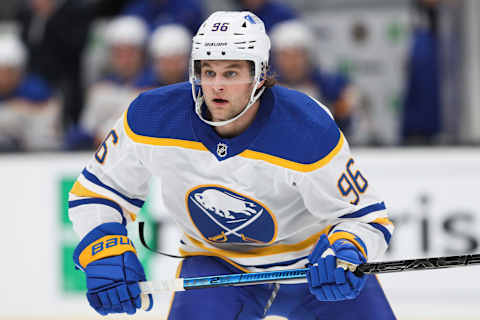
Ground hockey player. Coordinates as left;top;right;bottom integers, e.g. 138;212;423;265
149;24;191;86
69;11;396;319
66;16;154;150
270;20;356;138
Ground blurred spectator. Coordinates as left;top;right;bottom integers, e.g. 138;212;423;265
402;0;442;145
16;0;93;128
0;34;60;152
121;0;204;34
270;20;357;136
149;24;191;86
234;0;298;33
65;16;154;150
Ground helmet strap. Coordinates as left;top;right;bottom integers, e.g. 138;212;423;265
193;78;265;127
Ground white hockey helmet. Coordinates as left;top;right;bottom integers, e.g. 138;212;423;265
270;20;315;53
190;11;271;127
0;34;27;68
150;24;191;57
105;16;148;47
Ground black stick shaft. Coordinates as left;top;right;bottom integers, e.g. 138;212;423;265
356;253;480;275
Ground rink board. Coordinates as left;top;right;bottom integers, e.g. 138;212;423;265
1;148;480;319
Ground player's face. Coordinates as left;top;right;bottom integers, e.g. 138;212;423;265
153;54;188;85
0;66;22;95
274;48;310;83
200;60;254;122
110;44;144;80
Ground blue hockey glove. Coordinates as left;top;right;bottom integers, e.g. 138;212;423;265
306;233;367;301
73;222;153;315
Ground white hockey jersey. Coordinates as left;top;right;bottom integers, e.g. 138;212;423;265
69;82;393;272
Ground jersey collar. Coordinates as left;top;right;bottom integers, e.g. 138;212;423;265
191;88;274;161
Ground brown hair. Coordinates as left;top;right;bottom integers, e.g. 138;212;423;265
248;61;276;94
262;68;277;89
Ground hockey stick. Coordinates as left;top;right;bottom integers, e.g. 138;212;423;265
139;252;480;296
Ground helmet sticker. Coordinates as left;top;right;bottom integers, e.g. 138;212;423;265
244;15;256;24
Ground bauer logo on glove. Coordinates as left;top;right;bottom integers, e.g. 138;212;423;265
73;222;153;315
78;235;136;269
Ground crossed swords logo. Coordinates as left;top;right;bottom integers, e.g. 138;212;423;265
190;194;264;243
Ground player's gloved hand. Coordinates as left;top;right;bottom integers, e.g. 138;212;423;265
306;234;367;301
73;222;153;315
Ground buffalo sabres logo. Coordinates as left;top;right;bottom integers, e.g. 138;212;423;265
216;142;228;157
186;185;277;244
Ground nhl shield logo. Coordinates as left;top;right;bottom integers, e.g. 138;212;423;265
216;143;228;157
186;185;277;244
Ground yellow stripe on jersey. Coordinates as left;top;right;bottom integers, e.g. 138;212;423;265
239;132;344;173
78;235;136;268
128;212;137;221
70;181;136;221
124;111;344;172
71;181;103;198
371;217;394;226
123;112;207;151
184;226;331;259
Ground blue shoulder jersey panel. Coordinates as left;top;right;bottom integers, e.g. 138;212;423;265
125;81;198;142
125;82;342;169
249;85;342;165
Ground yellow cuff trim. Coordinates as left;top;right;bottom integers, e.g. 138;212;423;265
328;231;367;259
371;217;393;225
70;181;107;199
70;182;136;221
79;235;136;269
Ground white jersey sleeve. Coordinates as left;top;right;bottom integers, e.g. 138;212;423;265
69;111;152;238
295;131;393;261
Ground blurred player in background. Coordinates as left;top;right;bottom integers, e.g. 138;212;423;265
120;0;205;34
402;0;443;145
0;34;60;152
270;20;357;138
68;11;395;319
149;24;191;86
16;0;92;128
65;16;154;149
234;0;298;32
